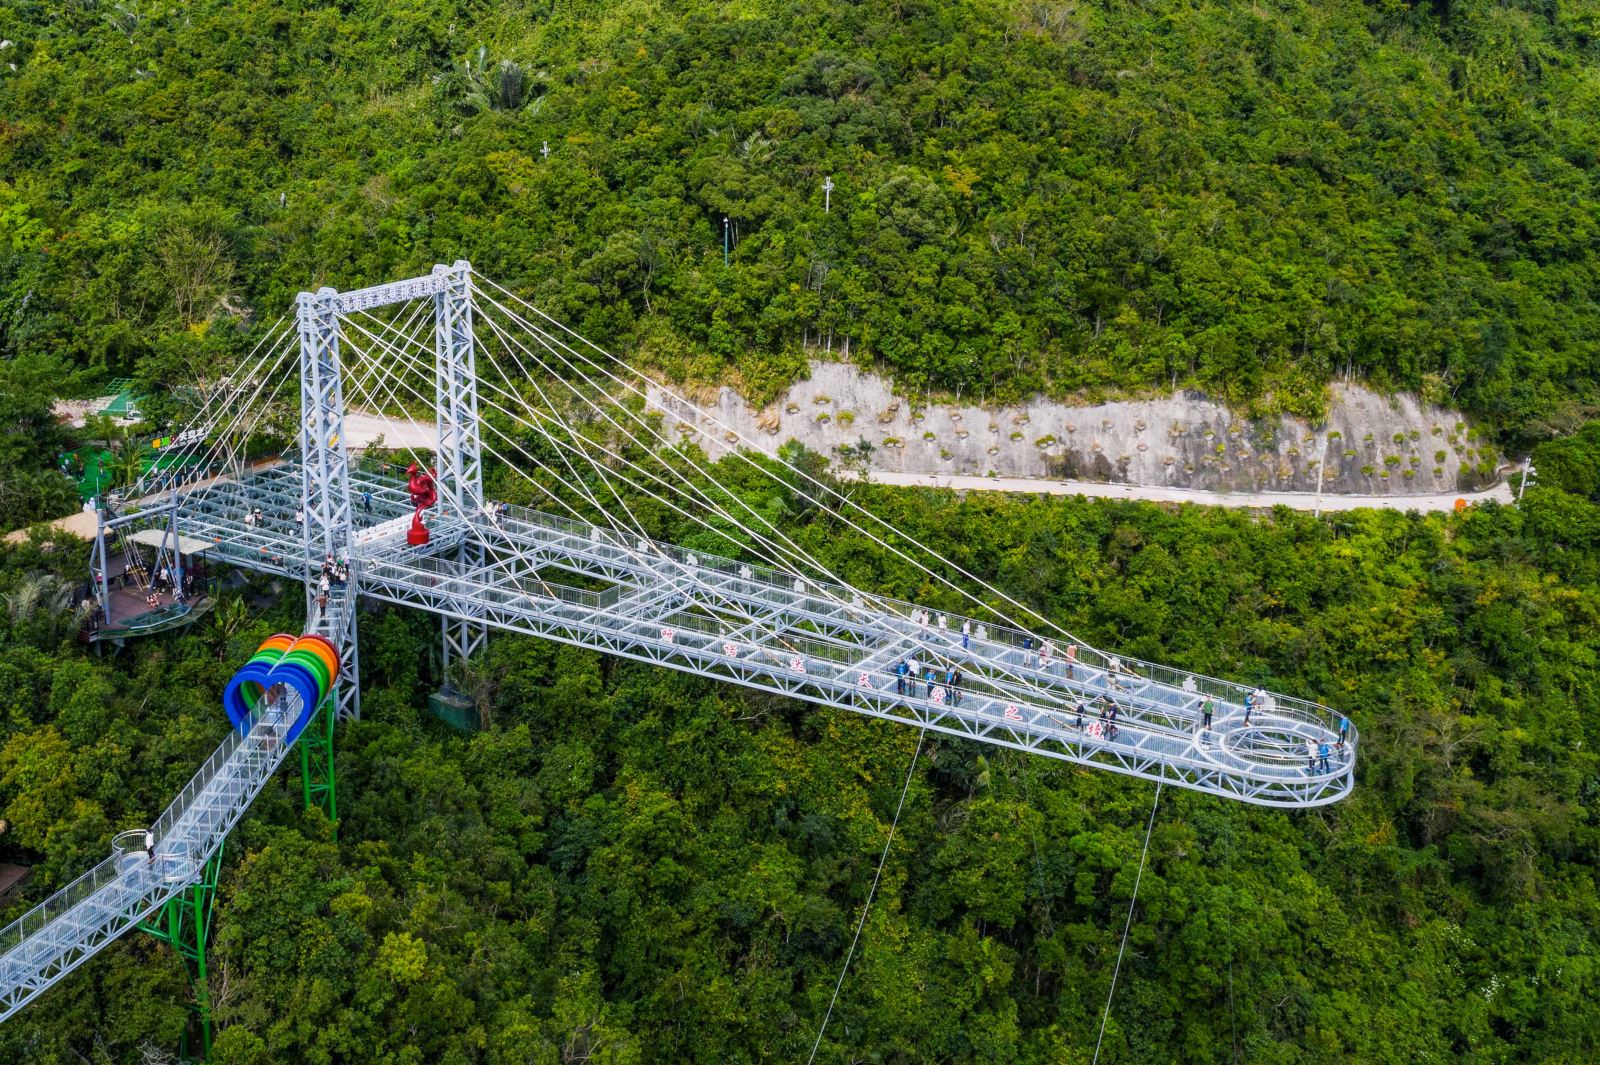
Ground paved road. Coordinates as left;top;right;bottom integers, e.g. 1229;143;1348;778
342;411;1513;514
339;411;1511;514
11;415;1505;545
344;412;437;449
853;471;1513;513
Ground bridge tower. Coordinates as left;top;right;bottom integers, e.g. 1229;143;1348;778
431;262;489;684
294;263;491;748
296;285;361;724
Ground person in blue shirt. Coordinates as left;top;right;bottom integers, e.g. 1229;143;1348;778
1338;716;1350;748
1318;741;1331;773
894;660;908;696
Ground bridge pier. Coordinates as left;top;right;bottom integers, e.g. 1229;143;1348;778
299;692;338;830
139;844;224;1063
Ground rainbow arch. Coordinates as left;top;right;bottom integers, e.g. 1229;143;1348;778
222;633;341;744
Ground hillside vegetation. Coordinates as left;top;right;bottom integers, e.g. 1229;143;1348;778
0;450;1598;1062
2;0;1598;436
1;2;1600;1061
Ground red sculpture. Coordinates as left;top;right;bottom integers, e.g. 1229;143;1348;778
405;463;438;545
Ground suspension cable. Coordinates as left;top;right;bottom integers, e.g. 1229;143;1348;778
342;312;816;659
1092;782;1163;1065
473;274;1091;646
469;300;1083;707
806;727;926;1065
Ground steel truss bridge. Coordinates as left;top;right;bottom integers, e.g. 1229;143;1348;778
0;262;1357;1052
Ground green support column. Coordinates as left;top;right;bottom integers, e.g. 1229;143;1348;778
300;691;338;831
139;842;224;1063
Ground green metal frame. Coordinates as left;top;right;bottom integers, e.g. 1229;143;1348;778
139;842;224;1063
299;691;338;829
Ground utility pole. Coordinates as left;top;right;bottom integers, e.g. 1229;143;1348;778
723;217;730;267
822;176;834;214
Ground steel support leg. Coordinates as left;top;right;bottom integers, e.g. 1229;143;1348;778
139;843;224;1063
299;692;338;831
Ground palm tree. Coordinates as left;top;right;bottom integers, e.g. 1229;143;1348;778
209;596;251;660
4;572;92;642
455;47;545;114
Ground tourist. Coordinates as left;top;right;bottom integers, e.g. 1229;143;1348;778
1318;741;1331;773
1306;738;1318;773
1201;698;1214;731
144;829;155;865
895;660;908;696
362;490;373;514
961;618;971;649
1243;692;1254;727
1041;639;1055;671
1065;643;1077;678
1338;715;1350;748
949;667;962;706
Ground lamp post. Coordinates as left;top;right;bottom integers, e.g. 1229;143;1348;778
822;176;834;214
723;217;730;267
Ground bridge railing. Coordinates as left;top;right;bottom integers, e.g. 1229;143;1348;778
0;854;122;962
0;699;295;968
171;467;1352;756
363;547;1345;766
484;502;1354;750
358;550;1352;798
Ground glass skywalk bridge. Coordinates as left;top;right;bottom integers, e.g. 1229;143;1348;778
173;462;1355;808
0;694;306;1022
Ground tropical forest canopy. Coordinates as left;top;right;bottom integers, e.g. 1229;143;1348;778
1;1;1599;1062
0;450;1598;1062
1;0;1598;439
